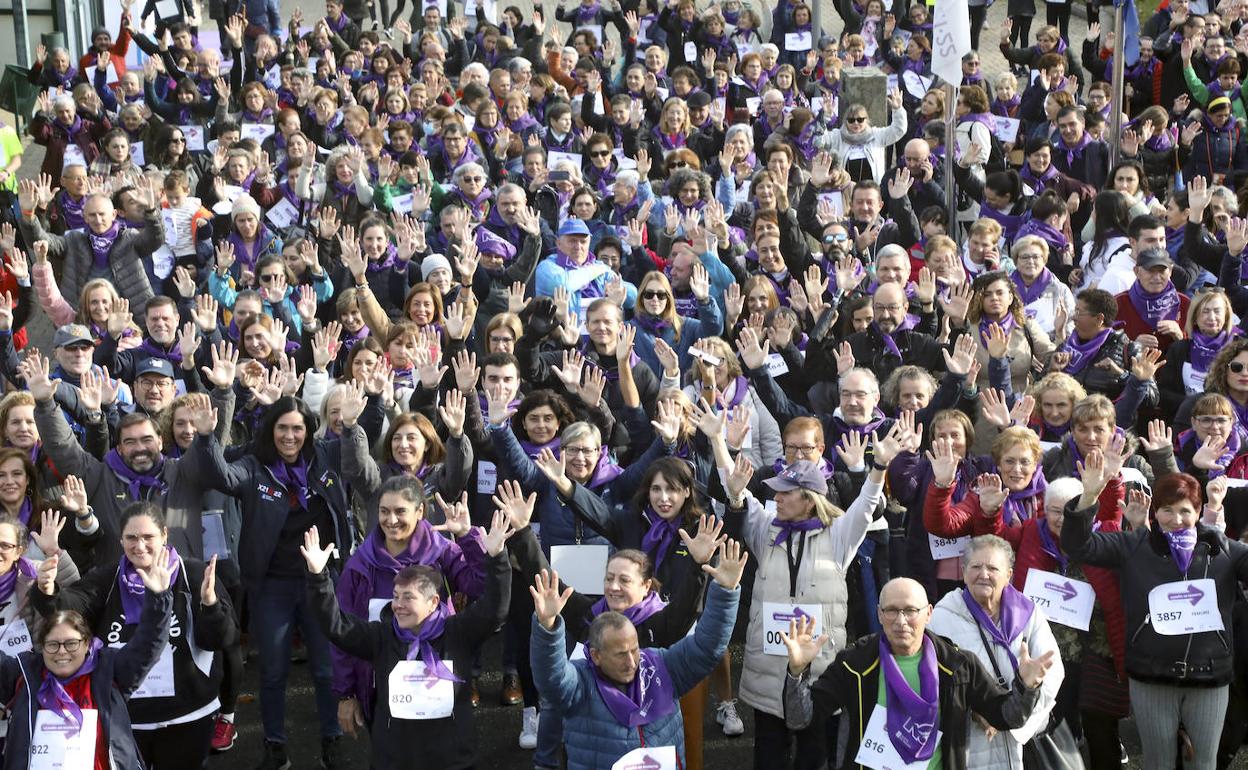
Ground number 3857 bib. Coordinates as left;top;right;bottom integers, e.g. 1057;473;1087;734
1148;579;1223;636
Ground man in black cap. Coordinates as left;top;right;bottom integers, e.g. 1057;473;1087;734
132;357;181;419
81;6;134;90
1115;247;1191;354
687;91;725;159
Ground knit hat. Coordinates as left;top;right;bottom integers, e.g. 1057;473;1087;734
421;254;452;281
231;194;262;222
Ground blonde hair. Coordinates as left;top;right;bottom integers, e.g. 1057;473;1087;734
1185;290;1233;337
991;425;1043;465
636;272;684;341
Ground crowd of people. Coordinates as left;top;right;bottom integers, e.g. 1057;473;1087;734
1;0;1248;767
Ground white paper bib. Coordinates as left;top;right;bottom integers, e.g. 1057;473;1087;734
1022;568;1093;631
927;534;968;561
761;602;821;656
0;619;32;655
111;641;175;698
612;745;678;770
854;706;941;770
30;709;97;770
1148;578;1223;635
388;659;455;719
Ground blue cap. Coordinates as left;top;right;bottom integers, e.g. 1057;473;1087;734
135;357;175;379
557;218;591;238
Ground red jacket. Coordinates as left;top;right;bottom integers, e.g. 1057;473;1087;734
78;25;132;87
1115;289;1191;353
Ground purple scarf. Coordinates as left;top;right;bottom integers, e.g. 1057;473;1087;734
1000;469;1046;526
366;243;399;273
58;191;86;231
1178;428;1241;475
1190;331;1231;371
1012;269;1053;306
771;516;825;547
268;456;310;509
87;221;122;268
991;95;1021;118
103;449;167;500
878;635;940;764
118;546;181;624
134;336;182;365
518;436;560;460
1061;328;1113;374
1036;520;1068;570
393;602;462;685
871;322;903;360
1019;163;1060;191
1056;132;1093;168
981;205;1029;243
979;313;1016;347
0;557;35;604
591;647;676;727
591;591;668;625
1127;280;1181;329
587;446;625;489
1164;527;1197;575
640;508;681;572
960;585;1035;669
1015;219;1069;254
227;227;269;272
37;637;104;735
357;522;450;587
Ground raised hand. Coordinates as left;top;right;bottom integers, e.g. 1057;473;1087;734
679;514;727;565
979;388;1013;428
1193;434;1229;470
200;555;218;606
530;568;574;629
1139;418;1173;453
1130;347;1166;381
135;545;173;593
736;326;770;371
942;333;978;377
438;388;467;438
492;479;536;530
1122;488;1152;530
1017;645;1057;689
31;509;66;558
927;437;960;487
37;553;59;596
871;423;907;469
480;508;517;557
781;612;829;675
650;399;684;445
836;430;867;469
724;452;754;504
975;473;1008;514
21;351;60;403
701;538;748;589
578;365;607;408
299;526;336;574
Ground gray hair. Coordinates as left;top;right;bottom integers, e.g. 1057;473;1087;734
561;420;603;448
725;124;753;146
1044;477;1084;510
615;170;640;189
961;535;1016;570
875;244;908;263
52;94;76;112
587;611;632;652
453;162;487;184
841;367;880;393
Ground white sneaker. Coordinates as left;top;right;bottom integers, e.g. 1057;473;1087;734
519;706;539;749
716;699;744;737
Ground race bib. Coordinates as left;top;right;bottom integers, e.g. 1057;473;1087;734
388;659;455;719
784;31;812;51
854;706;941;770
761;602;821;656
30;709;98;770
111;642;175;698
62;145;85;170
266;197;301;230
746;97;762;116
548;150;583;172
1181;363;1207;394
992;116;1021;144
130;141;146;167
613;746;678;770
927;534;968;561
1022;568;1093;631
1148;578;1223;635
241;123;276;142
179;126;205;152
477;460;498;494
765;353;789;377
368;598;390;622
684;41;698;62
0;619;31;654
550;545;609;595
579;24;604;44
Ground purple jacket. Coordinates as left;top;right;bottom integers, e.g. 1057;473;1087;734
331;525;488;714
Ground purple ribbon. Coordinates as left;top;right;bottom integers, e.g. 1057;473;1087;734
118;545;181;625
878;635;940;764
639;509;681;572
1011;269;1053;307
1000;469;1046;526
103;449;168;500
1164;527;1197;575
0;557;36;604
960;585;1035;670
591;648;676;727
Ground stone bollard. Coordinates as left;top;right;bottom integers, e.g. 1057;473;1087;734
840;66;890;129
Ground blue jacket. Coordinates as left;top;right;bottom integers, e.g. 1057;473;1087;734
531;581;740;770
631;299;724;377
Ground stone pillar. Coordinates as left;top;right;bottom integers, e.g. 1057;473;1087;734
840;66;890;129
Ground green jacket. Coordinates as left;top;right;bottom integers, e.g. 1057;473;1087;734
1184;65;1248;121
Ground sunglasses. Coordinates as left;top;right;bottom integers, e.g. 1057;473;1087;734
669;161;688;168
1230;361;1248;373
847;116;867;124
260;273;284;283
641;290;668;300
590;150;612;158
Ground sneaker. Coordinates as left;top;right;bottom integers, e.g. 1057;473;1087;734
1120;741;1128;765
321;736;344;770
255;741;291;770
500;673;524;706
716;699;744;737
211;715;237;752
518;706;539;749
471;677;481;708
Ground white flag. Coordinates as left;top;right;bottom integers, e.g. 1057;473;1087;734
932;0;972;88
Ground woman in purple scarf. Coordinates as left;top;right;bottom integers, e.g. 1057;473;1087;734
1157;289;1240;415
31;503;233;770
1173;394;1248;483
927;427;1049;543
331;475;488;728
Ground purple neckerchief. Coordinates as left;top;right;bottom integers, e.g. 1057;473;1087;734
991;95;1021;118
793;121;818;162
640;508;681;572
58;191;86;231
118;546;181;624
961;585;1035;670
543;129;575;152
1036;519;1068;570
834;408;887;441
393;602;462;686
575;1;601;25
1015;218;1069;254
671;291;699;319
268;456;310;509
587;446;625;489
357;522;449;581
454;186;493;220
366;243;399;273
1190;331;1232;371
227;228;268;272
981;205;1028;243
652;125;687;152
1037;420;1070;441
587;162;618;199
721;376;750;409
103;448;167;500
1061;328;1113;374
330;179;357;202
999;468;1046;526
0;557;35;604
484;207;523;248
871;321;903;359
1145;125;1177;153
518;436;560;460
1012;269;1054;306
88;221;122;268
771;516;824;547
633;313;672;336
555;250;596;270
591;591;668;625
591;647;676;727
878;635;940;764
134;336;181;365
1164;527;1198;575
1064;430;1123;479
37;638;103;735
1019;163;1060;191
979;313;1017;347
1233;397;1248;436
506;112;540;134
1127;280;1181;329
1179;428;1241;476
960;112;996;136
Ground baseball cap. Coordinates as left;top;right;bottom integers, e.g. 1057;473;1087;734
1136;248;1174;270
763;460;829;496
135;357;175;379
53;324;94;349
557;218;591;238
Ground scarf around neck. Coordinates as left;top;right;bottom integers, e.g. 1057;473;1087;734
103;448;167;501
878;635;940;764
118;545;181;624
393;601;462;686
591;647;676;727
960;585;1035;670
37;638;103;735
1127;280;1181;329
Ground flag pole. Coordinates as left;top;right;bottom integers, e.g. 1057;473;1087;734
1109;1;1127;167
945;83;958;231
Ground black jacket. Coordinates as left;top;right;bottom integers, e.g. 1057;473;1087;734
785;630;1042;770
1062;498;1248;686
307;552;510;770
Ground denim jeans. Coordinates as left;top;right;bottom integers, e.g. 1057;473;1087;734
249;577;341;744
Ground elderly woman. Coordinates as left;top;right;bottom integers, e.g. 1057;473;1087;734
442;163;493;222
28;93;111;177
928;535;1064;769
1063;466;1247;770
1026;372;1087;447
989;474;1131;767
1010;235;1075;340
817;91;907;184
1157;288;1240;415
304;146;374;227
721;423;907;769
1041;394;1176;486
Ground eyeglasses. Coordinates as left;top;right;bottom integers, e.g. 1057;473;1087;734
880;606;926;621
1015;252;1045;262
784;444;819;454
1229;361;1248;373
461;176;484;183
669;161;688;169
260;273;284;283
563;446;598;457
0;542;19;554
641;290;668;300
847;116;867;124
590;150;612;158
42;638;85;654
489;335;515;345
1195;416;1234;427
